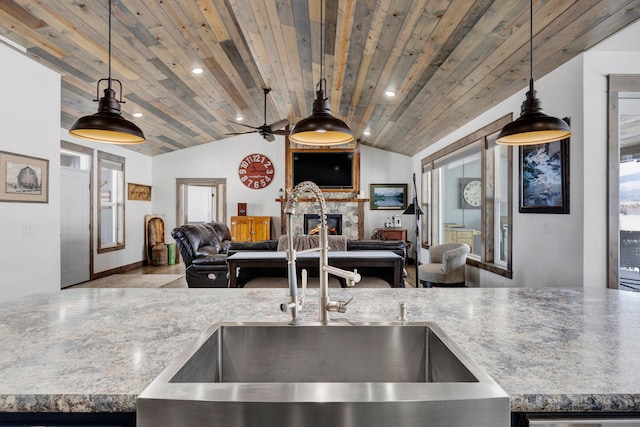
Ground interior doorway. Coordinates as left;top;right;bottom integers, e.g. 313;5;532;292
176;178;227;226
60;142;93;288
608;75;640;290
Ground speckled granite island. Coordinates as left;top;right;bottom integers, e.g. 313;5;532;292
1;287;639;425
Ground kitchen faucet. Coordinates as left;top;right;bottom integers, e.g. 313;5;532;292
280;181;360;324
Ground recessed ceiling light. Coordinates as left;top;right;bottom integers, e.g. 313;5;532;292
385;90;396;97
363;130;371;136
133;112;143;118
235;116;244;121
192;67;203;75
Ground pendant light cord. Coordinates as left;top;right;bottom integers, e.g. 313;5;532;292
318;0;325;93
529;0;533;92
107;0;112;89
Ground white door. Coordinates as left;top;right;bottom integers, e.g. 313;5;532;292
61;168;90;287
187;185;216;223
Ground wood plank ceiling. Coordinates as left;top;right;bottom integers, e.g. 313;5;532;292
1;0;639;157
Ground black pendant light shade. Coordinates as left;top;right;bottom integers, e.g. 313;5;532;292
289;0;353;146
68;0;145;144
69;84;145;144
289;83;354;145
496;79;570;145
497;0;570;146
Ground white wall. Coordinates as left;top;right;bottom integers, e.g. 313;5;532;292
63;133;153;274
0;42;61;301
411;19;640;288
152;136;412;240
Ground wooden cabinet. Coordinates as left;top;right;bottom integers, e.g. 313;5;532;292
443;228;476;251
379;228;407;241
230;216;271;242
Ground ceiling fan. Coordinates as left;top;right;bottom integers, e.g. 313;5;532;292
226;88;289;142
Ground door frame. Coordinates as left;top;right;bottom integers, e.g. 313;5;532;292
60;141;94;280
607;75;640;289
176;178;227;226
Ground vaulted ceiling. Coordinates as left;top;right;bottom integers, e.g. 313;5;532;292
1;0;639;157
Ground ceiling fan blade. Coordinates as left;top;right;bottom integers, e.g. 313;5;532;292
228;120;260;131
272;129;289;136
268;119;290;132
225;130;257;136
264;133;275;142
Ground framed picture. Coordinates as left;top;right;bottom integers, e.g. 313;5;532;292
519;136;570;214
128;182;152;201
0;151;49;203
370;183;408;210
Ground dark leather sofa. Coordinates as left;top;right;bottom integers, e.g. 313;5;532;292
171;222;232;288
229;238;407;288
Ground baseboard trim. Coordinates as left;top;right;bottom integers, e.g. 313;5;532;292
90;261;145;281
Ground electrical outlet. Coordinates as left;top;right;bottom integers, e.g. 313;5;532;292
22;224;33;237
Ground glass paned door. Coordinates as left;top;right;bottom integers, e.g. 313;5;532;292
618;92;640;290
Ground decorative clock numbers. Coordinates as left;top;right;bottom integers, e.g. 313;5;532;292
238;153;275;189
461;178;481;209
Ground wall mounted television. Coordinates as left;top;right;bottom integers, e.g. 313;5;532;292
286;146;360;192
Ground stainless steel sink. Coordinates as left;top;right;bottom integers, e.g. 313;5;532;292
138;322;509;427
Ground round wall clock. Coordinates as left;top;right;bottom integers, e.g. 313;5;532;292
238;153;275;189
461;178;481;209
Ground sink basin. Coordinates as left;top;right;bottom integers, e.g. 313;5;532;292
138;322;509;427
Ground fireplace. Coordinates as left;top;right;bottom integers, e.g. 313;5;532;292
304;214;342;235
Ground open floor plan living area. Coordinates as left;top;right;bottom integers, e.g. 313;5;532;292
2;1;640;426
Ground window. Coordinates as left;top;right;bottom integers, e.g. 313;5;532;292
98;151;125;252
421;115;513;277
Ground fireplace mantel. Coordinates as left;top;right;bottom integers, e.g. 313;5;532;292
275;198;369;203
277;198;369;239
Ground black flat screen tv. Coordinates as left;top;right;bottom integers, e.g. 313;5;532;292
292;151;355;189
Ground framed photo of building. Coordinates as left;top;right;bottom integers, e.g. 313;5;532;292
0;151;49;203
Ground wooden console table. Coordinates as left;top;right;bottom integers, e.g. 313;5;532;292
227;250;404;288
379;228;407;241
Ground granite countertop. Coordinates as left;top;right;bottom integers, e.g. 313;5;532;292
0;287;639;414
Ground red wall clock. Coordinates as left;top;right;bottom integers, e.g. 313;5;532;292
238;153;275;189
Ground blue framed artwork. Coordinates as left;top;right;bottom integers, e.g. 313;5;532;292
519;134;570;214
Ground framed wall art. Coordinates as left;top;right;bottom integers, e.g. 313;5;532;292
370;183;408;210
519;135;570;214
128;182;152;201
0;151;49;203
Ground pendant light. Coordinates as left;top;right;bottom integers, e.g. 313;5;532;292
69;1;145;144
496;0;570;145
289;0;353;146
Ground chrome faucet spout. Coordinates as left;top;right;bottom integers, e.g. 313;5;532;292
281;181;360;324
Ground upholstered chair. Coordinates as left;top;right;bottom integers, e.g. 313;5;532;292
418;243;470;288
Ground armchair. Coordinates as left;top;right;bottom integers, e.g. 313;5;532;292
418;243;470;288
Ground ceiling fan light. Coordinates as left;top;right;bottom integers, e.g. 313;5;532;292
69;87;145;144
290;89;354;146
497;85;570;145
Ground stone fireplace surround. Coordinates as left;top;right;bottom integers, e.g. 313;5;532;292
278;192;368;240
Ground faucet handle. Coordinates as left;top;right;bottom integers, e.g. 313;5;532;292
337;296;354;313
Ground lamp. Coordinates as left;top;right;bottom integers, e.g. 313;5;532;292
289;0;353;146
496;0;570;145
69;1;145;144
403;173;424;287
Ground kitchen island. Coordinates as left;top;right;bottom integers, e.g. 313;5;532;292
0;287;639;424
